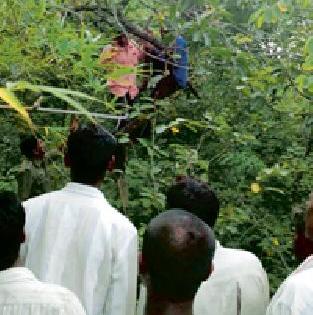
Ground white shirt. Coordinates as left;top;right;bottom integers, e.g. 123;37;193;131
137;241;269;315
21;182;138;315
267;255;313;315
0;267;86;315
194;242;269;315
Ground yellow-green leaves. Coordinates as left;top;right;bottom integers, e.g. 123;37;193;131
0;81;113;130
296;37;313;93
0;87;34;129
250;1;292;28
277;2;288;13
303;37;313;72
234;34;253;45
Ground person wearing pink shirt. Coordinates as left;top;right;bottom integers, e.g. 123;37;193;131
100;34;143;100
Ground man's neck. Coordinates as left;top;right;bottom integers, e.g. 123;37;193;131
71;180;101;188
146;293;193;315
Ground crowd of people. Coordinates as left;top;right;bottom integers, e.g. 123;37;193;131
1;123;313;315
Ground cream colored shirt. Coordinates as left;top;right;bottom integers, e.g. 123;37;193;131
267;255;313;315
0;267;86;315
21;182;138;315
137;241;269;315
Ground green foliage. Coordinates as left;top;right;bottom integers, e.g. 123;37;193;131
0;0;313;294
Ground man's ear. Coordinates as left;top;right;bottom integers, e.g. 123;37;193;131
209;263;214;276
64;153;71;168
20;229;26;244
204;263;214;281
139;252;148;275
106;155;116;172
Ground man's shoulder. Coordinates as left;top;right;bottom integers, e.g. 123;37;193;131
270;268;313;312
30;281;85;314
218;245;261;263
0;268;84;313
285;267;313;292
38;281;81;303
215;244;264;275
105;202;137;235
23;190;62;207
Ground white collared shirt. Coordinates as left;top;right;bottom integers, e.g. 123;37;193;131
267;255;313;315
137;241;269;315
194;241;269;315
0;267;86;314
21;182;138;315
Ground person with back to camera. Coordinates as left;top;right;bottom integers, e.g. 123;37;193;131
17;134;50;201
267;192;313;315
137;176;269;315
140;209;215;315
21;124;138;315
0;190;86;315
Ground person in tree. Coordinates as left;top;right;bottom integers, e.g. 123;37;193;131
140;209;215;315
0;191;86;315
100;33;144;104
16;134;50;201
137;176;269;315
149;35;189;100
267;192;313;315
20;124;138;315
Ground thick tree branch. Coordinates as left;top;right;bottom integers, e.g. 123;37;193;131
73;5;166;50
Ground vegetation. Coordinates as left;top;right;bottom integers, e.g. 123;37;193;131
0;0;313;292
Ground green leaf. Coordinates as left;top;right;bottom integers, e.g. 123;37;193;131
156;125;168;134
295;75;307;93
305;37;313;56
0;88;34;129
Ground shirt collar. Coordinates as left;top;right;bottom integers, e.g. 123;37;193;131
0;267;36;284
213;240;222;261
63;182;104;199
293;255;313;276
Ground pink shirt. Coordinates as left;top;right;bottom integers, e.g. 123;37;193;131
101;40;143;99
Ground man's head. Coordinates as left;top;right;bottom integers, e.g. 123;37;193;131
305;192;313;241
65;124;117;186
166;176;220;228
20;135;45;160
0;191;25;270
141;209;215;302
114;33;128;47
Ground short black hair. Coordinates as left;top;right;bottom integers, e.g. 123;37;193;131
20;135;38;159
166;176;220;228
142;209;215;302
0;191;25;271
67;124;117;185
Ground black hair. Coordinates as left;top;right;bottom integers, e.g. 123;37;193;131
20;135;38;160
166;176;220;228
142;209;215;302
67;124;117;185
114;33;128;47
0;191;25;270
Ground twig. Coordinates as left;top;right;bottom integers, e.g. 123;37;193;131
0;105;128;120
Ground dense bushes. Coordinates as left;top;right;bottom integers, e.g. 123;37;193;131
0;0;313;292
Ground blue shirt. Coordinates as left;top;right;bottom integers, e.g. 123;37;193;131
173;36;188;88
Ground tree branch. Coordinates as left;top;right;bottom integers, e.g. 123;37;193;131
73;5;166;50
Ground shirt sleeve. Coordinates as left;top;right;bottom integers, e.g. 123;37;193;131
104;224;138;315
238;261;269;315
